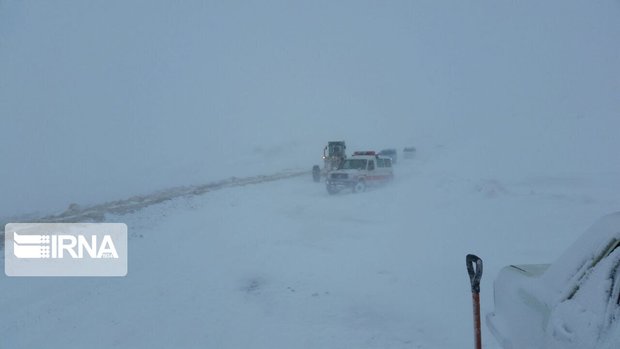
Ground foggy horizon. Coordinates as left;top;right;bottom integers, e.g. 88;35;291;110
1;0;618;218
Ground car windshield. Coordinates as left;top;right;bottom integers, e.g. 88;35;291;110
339;159;367;170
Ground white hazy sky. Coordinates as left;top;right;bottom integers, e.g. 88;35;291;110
1;0;619;218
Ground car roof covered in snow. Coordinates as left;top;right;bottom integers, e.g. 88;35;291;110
541;212;620;297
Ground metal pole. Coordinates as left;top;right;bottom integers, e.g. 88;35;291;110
466;254;483;349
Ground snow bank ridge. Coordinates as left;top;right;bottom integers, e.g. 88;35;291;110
0;169;308;250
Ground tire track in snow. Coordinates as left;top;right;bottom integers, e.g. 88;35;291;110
0;169;309;250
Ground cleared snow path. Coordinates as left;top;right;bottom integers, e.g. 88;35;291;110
0;169;308;249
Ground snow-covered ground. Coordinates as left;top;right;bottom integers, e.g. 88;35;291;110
2;146;618;348
1;1;619;347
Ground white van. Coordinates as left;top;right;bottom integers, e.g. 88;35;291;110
325;151;393;194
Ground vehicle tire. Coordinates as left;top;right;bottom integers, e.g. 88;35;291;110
353;180;366;193
312;165;321;182
326;185;340;195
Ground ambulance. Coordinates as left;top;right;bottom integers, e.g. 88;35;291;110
325;151;393;194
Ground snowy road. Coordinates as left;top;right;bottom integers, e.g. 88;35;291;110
1;157;618;348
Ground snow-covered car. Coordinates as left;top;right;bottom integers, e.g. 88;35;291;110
378;149;398;164
325;151;393;194
487;212;620;349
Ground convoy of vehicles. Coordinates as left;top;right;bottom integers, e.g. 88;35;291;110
312;142;415;194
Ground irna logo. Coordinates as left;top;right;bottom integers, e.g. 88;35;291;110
13;232;119;259
5;223;127;277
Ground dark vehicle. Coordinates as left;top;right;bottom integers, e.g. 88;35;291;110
378;149;398;164
403;146;416;159
312;141;347;182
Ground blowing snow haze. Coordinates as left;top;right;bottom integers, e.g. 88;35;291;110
2;2;620;348
1;0;619;218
